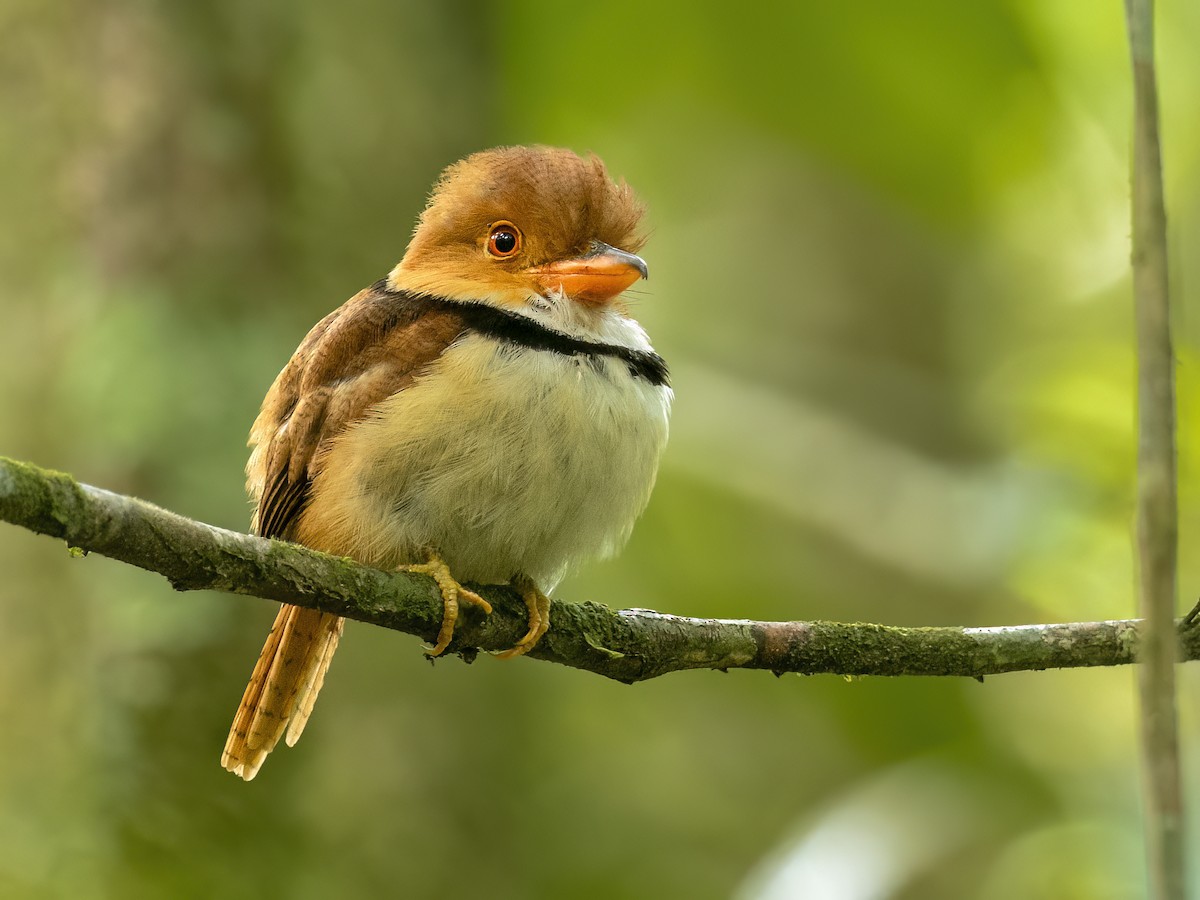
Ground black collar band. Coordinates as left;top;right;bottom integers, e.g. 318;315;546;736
375;281;670;388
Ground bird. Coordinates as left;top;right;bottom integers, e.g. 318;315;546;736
221;145;672;780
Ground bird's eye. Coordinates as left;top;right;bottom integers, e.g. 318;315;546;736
487;222;522;258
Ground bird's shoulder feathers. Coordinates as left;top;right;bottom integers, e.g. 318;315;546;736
248;284;466;539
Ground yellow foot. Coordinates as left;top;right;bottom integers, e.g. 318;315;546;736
400;553;492;657
494;573;552;660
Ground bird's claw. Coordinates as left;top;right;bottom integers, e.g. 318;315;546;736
493;574;551;659
400;554;492;657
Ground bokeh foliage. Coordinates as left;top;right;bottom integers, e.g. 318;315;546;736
2;1;1199;897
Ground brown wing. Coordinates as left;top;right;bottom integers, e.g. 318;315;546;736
227;285;470;780
246;284;468;540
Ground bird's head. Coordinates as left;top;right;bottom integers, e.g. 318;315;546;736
388;146;648;312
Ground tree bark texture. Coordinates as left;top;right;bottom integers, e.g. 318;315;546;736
4;455;1200;684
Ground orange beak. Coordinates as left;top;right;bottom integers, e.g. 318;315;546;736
527;242;648;306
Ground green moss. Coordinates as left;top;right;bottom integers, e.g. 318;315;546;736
582;632;625;659
0;455;1191;685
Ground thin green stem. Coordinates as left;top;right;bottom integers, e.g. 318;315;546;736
1124;0;1184;896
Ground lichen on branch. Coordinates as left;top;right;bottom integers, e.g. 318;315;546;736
1;455;1197;682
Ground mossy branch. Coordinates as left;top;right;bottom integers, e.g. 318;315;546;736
1;454;1198;682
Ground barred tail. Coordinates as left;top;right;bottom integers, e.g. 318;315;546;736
221;605;344;780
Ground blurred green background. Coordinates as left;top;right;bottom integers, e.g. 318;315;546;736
3;1;1200;897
